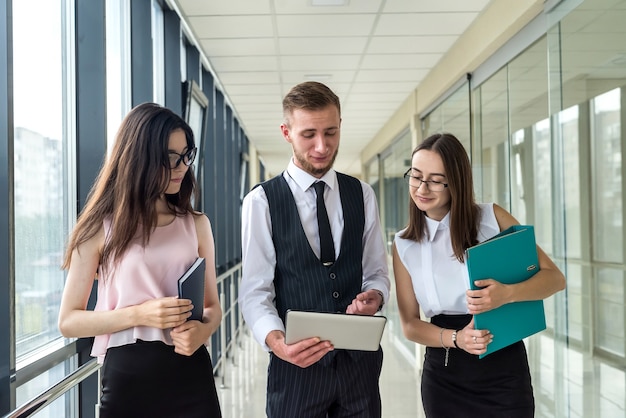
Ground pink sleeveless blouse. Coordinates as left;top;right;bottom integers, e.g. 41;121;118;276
91;213;199;362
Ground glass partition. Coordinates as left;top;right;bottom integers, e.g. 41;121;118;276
474;67;510;206
13;0;69;361
381;131;412;253
551;0;626;363
421;80;471;152
106;0;131;153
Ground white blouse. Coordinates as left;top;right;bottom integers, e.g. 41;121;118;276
394;203;500;318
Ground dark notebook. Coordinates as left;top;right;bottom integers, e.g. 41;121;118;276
177;257;205;321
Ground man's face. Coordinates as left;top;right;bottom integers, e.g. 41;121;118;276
280;105;340;178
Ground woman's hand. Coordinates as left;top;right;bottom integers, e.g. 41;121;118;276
170;319;211;356
135;297;192;329
466;279;512;314
456;318;493;355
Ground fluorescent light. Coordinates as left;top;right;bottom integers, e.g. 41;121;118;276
304;74;332;81
310;0;349;6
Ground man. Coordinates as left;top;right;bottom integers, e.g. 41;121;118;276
239;81;390;417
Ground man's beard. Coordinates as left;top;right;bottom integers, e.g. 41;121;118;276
294;149;338;177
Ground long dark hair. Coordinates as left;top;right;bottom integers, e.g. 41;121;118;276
63;102;198;270
400;132;480;262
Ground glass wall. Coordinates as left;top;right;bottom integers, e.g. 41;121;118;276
381;130;412;252
151;0;165;105
106;0;131;152
422;80;471;152
13;0;69;366
470;1;626;415
362;1;626;416
12;0;77;414
365;130;413;362
551;0;626;367
2;0;247;415
474;67;510;207
548;0;626;416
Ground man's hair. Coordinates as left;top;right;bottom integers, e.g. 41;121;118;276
282;81;341;126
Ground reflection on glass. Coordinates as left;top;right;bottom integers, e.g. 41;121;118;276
378;130;413;363
364;156;380;211
382;130;412;254
106;0;131;153
532;118;552;254
560;106;581;259
476;67;509;206
595;268;625;357
422;81;471;152
554;0;626;373
563;264;584;343
510;129;526;222
592;88;622;263
508;36;550;245
151;0;165;104
13;0;67;358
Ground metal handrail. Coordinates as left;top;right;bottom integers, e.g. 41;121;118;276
3;359;101;418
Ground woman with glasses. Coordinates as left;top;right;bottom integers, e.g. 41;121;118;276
392;133;565;417
58;103;222;417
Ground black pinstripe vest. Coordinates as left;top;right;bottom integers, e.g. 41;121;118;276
262;172;365;323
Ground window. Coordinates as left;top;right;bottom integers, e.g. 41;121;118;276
12;0;76;408
13;0;71;361
106;0;131;153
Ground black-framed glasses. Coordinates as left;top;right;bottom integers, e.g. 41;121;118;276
403;169;448;192
168;147;197;169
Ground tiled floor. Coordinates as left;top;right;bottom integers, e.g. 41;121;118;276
215;322;626;418
215;323;421;418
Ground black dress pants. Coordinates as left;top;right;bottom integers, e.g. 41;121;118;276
266;348;383;418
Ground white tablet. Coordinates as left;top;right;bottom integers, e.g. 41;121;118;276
284;310;387;351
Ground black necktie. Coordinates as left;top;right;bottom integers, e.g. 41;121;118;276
313;181;335;266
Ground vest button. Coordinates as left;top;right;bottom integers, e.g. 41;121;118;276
332;291;339;299
329;272;336;279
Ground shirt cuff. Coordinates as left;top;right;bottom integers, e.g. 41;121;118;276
251;315;286;352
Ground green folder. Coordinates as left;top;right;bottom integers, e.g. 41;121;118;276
466;225;546;358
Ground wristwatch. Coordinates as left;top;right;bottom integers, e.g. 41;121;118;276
374;290;384;312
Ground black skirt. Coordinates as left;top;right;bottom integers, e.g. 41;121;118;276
99;340;222;418
421;314;534;418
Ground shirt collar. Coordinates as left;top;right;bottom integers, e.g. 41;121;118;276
424;211;450;242
286;158;337;192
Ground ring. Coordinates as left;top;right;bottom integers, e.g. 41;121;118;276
473;336;477;344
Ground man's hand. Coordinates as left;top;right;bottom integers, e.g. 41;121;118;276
265;330;333;368
346;289;383;315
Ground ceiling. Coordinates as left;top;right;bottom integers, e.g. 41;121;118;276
172;0;492;177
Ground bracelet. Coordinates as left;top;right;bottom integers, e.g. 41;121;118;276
453;329;461;349
439;328;450;367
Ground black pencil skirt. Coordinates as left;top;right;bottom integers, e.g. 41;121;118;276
99;340;221;418
421;314;534;418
